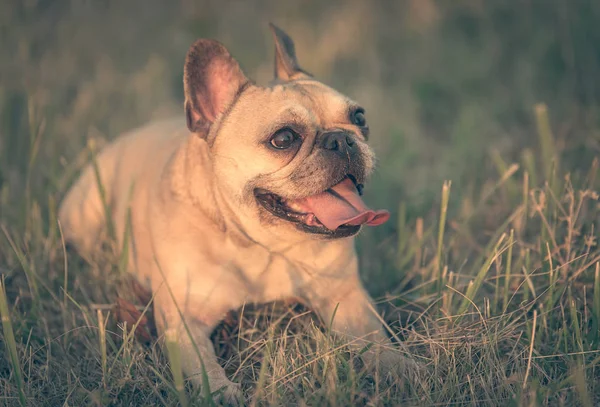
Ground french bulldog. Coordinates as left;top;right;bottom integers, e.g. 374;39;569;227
59;24;406;404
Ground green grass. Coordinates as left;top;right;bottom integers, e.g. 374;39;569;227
1;111;598;406
1;1;600;406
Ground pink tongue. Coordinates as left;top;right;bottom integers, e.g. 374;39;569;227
296;179;390;231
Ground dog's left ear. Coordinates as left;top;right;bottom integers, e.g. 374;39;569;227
270;23;311;81
184;39;250;136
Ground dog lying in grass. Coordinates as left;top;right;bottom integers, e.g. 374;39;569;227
59;24;408;403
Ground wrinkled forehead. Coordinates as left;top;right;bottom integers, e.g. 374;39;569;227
274;79;357;118
227;79;359;130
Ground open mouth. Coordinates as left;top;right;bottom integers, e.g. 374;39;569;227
254;175;390;238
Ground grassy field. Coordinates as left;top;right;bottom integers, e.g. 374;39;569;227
1;1;600;406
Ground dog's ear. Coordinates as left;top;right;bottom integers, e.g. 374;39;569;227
270;23;311;81
184;39;250;135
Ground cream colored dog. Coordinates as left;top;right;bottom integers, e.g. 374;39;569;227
59;24;405;403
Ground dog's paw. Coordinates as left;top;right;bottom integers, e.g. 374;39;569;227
362;347;420;382
211;380;243;406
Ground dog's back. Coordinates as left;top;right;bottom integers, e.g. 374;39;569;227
58;119;186;256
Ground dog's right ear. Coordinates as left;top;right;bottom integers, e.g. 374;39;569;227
184;39;250;136
270;23;311;81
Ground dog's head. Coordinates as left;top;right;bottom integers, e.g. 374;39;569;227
183;24;389;241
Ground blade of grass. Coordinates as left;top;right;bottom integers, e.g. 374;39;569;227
443;271;455;316
520;171;529;235
46;195;58;254
586;157;599;190
57;219;69;313
568;287;585;361
97;309;107;386
118;181;136;276
523;309;537;389
396;222;435;272
88;138;116;243
165;328;189;407
493;260;501;316
544;242;557;314
251;326;274;407
1;224;40;310
593;263;600;339
455;163;519;229
502;229;515;312
118;206;132;276
534;103;558;184
521;149;537;189
396;201;407;262
457;233;507;316
571;366;593;407
435;181;451;295
472;205;523;270
24;100;45;236
490;149;519;203
0;277;27;407
414;217;424;273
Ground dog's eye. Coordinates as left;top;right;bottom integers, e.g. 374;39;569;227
270;129;298;149
350;109;367;127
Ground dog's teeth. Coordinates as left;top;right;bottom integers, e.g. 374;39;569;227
305;213;323;227
286;201;306;213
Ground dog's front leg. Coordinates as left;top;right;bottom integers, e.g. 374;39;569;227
153;283;242;405
306;265;408;377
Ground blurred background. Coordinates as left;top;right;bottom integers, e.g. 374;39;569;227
1;0;599;278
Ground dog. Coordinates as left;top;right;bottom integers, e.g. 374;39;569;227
59;24;407;404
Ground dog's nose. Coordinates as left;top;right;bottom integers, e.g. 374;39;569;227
320;131;356;154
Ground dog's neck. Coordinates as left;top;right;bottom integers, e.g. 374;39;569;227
167;133;274;247
166;134;225;228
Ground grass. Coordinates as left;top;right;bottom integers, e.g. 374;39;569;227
0;108;598;406
1;1;600;406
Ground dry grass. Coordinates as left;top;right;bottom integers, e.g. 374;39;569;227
1;1;600;406
1;130;598;406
